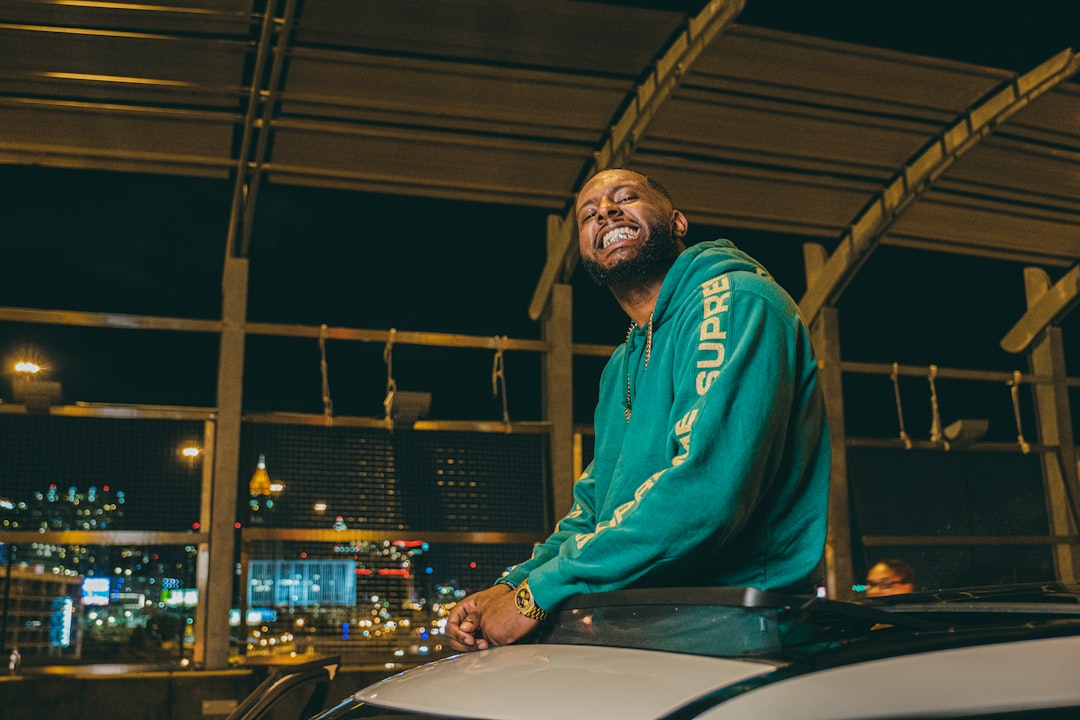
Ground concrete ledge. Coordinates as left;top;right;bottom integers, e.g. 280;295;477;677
0;669;254;720
0;664;404;719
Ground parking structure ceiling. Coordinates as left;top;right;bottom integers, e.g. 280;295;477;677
1;0;1078;344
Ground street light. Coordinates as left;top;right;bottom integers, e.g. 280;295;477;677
11;357;61;414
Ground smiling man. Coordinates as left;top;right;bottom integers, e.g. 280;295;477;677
445;168;831;650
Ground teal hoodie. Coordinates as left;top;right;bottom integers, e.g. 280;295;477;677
503;240;831;612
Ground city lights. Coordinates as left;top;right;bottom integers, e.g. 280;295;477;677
3;429;524;668
10;354;62;412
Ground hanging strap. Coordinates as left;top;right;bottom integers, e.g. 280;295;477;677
1008;370;1031;454
492;336;511;427
383;328;398;426
319;323;334;426
891;362;912;449
928;364;945;446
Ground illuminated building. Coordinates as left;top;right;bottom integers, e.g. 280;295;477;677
0;560;83;661
241;539;443;662
248;454;284;524
1;486;197;664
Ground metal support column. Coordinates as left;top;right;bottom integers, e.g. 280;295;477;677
1022;268;1080;582
805;243;854;598
543;282;575;522
190;418;216;667
542;216;575;521
203;257;249;669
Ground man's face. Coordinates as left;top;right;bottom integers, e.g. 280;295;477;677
575;169;686;287
864;563;915;597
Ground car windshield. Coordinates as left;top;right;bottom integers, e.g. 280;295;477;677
537;586;794;659
533;582;1080;663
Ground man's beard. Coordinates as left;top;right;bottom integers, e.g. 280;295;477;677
581;220;679;287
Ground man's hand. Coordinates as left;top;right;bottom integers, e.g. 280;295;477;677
475;590;541;647
444;584;512;652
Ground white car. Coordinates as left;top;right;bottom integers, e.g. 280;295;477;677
235;584;1080;720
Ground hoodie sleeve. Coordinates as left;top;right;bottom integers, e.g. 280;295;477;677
527;270;808;611
497;463;600;588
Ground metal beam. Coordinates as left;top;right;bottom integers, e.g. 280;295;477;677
839;360;1068;387
862;534;1080;546
242;411;550;430
239;0;299;257
241;528;545;545
527;0;746;321
0;531;208;544
799;48;1080;327
225;0;280;260
0;305;551;353
1001;265;1080;354
0;306;221;332
245;322;549;353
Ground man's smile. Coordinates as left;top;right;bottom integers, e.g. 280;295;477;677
599;226;639;251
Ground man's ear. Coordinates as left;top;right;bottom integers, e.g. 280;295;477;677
672;210;689;240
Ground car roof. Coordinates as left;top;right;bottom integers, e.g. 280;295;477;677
696;634;1080;720
356;644;777;720
330;584;1080;720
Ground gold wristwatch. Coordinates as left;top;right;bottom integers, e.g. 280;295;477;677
513;578;548;622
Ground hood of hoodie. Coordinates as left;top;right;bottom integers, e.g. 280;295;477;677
651;239;771;330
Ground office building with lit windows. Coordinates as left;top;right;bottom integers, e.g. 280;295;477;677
0;559;82;661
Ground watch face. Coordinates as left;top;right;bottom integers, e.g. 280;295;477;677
513;582;546;621
515;587;531;610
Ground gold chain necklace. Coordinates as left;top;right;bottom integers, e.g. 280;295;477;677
624;313;653;422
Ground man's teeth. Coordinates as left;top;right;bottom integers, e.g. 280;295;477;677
601;228;637;249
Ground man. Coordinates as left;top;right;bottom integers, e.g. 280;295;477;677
445;168;830;650
864;559;917;597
